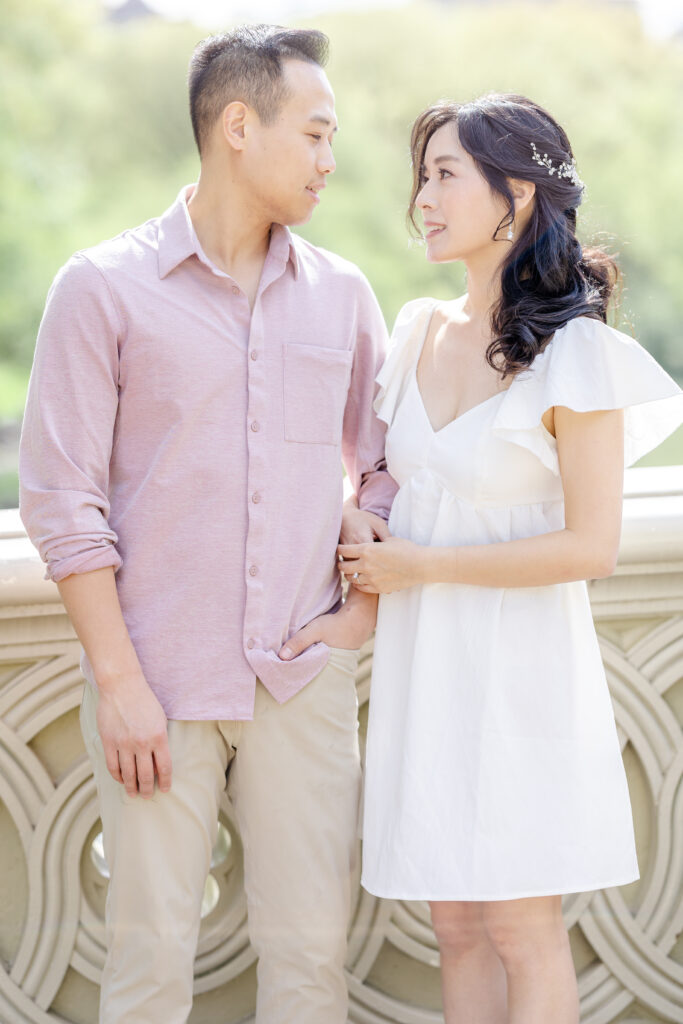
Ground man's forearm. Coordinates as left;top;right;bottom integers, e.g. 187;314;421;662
57;567;143;690
342;583;379;632
58;566;172;797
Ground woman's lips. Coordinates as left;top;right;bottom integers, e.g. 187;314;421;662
425;224;445;239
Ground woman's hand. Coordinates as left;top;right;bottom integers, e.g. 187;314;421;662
340;494;390;545
337;537;425;594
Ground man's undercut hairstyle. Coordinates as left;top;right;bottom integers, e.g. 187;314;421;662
188;24;329;154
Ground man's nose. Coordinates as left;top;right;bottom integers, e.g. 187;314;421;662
318;140;336;175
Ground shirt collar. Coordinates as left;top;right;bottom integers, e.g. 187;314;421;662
157;184;300;281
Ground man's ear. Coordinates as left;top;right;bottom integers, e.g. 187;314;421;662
221;101;251;151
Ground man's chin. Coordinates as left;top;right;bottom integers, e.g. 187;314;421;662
283;206;315;227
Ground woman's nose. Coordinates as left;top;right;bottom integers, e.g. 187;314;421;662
416;183;434;210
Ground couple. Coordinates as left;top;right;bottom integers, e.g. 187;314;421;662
19;23;683;1024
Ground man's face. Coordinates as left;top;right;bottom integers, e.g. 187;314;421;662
243;60;337;225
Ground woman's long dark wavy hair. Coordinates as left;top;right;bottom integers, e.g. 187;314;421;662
408;93;619;378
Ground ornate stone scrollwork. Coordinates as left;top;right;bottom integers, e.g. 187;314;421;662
0;468;682;1023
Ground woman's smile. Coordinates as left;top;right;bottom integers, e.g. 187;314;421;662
424;221;446;240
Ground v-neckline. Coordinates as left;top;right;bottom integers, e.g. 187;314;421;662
413;300;513;436
412;370;506;436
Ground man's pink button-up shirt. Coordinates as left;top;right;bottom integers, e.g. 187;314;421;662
20;186;396;719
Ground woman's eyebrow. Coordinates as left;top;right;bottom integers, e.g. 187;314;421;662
420;155;461;174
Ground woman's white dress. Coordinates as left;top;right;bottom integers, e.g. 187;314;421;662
361;299;683;901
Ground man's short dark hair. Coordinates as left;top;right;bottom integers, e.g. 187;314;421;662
188;25;329;154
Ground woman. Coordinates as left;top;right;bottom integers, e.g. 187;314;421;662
337;94;683;1022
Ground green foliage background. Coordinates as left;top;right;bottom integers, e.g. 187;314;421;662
1;0;682;492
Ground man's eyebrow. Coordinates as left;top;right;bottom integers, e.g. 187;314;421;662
309;115;339;132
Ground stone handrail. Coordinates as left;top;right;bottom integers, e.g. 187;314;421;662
0;465;682;1023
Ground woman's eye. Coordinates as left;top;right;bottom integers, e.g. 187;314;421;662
439;168;452;179
309;134;322;141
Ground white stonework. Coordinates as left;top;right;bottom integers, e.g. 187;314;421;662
0;466;682;1023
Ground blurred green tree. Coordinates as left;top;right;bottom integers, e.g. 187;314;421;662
298;4;683;380
1;0;682;386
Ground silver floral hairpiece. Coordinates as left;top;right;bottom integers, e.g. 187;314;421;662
530;141;584;192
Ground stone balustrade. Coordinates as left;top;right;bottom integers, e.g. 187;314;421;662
0;465;682;1023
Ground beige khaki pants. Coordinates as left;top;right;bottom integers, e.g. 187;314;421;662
80;648;361;1024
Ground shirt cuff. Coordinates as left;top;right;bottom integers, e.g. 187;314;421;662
358;471;399;521
46;545;122;583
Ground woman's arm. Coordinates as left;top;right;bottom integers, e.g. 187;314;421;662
338;407;625;592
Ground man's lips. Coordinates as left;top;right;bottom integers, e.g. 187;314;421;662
306;184;326;200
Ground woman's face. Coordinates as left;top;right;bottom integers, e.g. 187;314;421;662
416;122;509;264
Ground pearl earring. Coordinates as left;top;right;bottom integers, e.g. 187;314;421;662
507;223;514;241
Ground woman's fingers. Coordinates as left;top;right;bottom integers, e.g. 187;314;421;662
338;541;389;591
338;563;381;591
337;542;369;560
337;542;371;575
337;551;362;577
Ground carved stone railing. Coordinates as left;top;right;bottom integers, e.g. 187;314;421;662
0;466;682;1023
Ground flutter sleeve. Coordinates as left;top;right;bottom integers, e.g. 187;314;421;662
373;297;436;428
491;315;683;474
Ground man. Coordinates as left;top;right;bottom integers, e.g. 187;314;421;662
20;25;394;1023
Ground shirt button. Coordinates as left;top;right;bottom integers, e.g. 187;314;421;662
249;565;258;577
231;285;240;295
250;420;260;432
250;350;258;361
251;492;261;504
247;638;255;649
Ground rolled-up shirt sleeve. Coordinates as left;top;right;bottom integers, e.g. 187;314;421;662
342;274;399;520
19;253;122;582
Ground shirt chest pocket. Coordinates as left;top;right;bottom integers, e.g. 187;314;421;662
283;343;353;446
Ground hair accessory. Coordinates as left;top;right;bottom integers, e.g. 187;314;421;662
530;142;584;191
